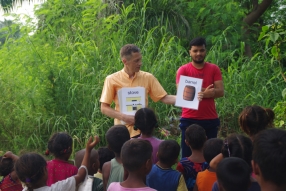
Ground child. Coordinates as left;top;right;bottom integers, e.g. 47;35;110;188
75;148;103;191
108;139;155;191
147;140;188;191
239;105;274;140
216;157;251;191
45;132;78;186
252;128;286;191
95;147;115;180
135;108;163;164
176;124;208;191
102;125;130;190
14;136;99;191
0;152;22;191
194;138;223;191
211;134;260;191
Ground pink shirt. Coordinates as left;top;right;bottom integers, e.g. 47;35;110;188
107;182;157;191
46;159;78;186
138;136;163;164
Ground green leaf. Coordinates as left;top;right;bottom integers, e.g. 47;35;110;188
270;32;279;43
282;88;286;99
271;46;278;58
279;120;285;127
262;25;269;32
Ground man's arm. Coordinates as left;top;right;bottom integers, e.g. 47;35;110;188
199;80;224;99
160;95;176;105
101;103;134;125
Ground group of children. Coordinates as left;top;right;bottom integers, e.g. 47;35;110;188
0;106;286;191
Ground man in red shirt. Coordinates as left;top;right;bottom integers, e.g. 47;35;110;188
176;37;224;158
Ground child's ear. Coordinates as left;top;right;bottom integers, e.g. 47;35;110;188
145;158;153;174
251;160;261;177
92;163;98;172
184;139;190;147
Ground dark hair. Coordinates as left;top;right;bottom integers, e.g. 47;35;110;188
134;108;158;136
120;44;141;59
15;153;47;191
189;37;206;49
217;157;251;191
98;147;115;171
239;105;275;136
253;128;286;186
185;124;206;150
75;149;98;175
121;139;152;172
106;125;130;155
157;140;180;166
203;138;223;164
0;157;14;177
47;132;73;157
222;134;252;169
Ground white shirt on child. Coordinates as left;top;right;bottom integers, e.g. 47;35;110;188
22;176;76;191
107;182;157;191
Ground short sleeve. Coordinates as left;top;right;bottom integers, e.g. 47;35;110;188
100;76;115;104
213;65;222;82
148;75;167;102
211;181;219;191
176;65;186;84
176;162;184;174
50;176;76;191
107;182;119;191
177;174;188;191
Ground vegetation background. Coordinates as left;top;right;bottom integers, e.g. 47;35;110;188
0;0;285;156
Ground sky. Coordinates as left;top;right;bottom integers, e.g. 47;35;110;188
0;1;42;22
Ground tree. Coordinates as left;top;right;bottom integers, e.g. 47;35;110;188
0;19;21;46
241;0;274;57
0;0;33;12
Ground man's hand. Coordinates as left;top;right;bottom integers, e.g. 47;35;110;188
199;84;215;99
122;114;135;125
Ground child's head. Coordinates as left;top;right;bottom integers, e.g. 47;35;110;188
15;153;47;190
47;132;73;158
0;156;14;177
185;124;206;150
75;149;99;175
203;138;223;164
134;108;158;136
252;128;286;188
157;140;180;167
98;147;115;172
217;157;251;191
239;105;274;137
106;125;130;155
222;134;252;168
121;139;153;175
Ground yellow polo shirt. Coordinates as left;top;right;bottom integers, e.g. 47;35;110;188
100;69;167;137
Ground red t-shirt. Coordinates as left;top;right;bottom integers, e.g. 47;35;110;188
0;173;23;191
46;159;78;186
176;62;222;119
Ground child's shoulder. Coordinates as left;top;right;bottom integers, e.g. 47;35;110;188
108;182;156;191
179;158;209;170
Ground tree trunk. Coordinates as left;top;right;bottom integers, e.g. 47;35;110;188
242;0;273;57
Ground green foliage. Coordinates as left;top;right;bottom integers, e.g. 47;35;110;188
258;24;286;129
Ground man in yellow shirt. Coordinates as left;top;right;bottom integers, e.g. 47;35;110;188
100;44;176;137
